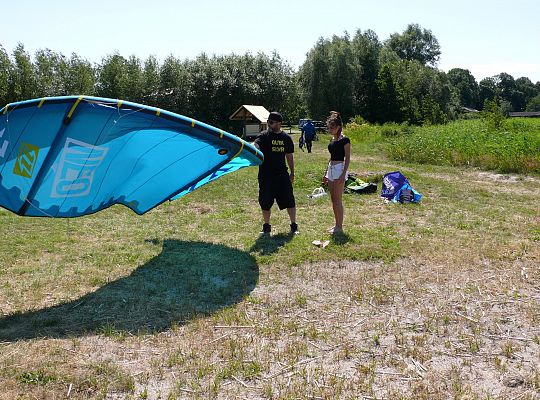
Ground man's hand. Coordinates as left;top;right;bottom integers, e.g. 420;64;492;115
290;173;295;183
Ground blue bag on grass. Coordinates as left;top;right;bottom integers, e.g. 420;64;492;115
381;171;422;203
392;183;422;203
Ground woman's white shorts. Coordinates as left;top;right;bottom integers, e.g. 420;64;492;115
325;162;345;181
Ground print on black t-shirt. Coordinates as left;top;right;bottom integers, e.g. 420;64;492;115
254;130;294;177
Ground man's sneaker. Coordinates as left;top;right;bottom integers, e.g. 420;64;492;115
290;222;299;235
260;223;271;235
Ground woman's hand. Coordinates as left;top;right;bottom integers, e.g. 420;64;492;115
323;176;329;185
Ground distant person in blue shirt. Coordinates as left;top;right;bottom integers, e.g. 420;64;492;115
301;119;316;153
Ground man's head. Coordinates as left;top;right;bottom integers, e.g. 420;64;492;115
267;111;283;132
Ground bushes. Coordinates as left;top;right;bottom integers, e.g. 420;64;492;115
344;116;539;174
481;99;506;130
384;119;540;174
379;122;415;137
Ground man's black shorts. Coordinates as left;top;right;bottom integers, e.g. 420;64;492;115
258;174;295;210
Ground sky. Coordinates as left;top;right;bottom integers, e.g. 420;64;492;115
2;0;539;83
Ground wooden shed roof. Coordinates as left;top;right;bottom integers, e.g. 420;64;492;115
229;105;270;122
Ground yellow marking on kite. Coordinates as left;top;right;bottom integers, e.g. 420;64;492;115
219;130;224;138
2;105;9;114
38;98;46;108
191;119;196;127
231;139;245;159
156;109;161;116
117;101;123;108
67;96;84;119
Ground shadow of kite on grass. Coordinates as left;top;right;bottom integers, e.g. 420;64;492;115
0;240;259;341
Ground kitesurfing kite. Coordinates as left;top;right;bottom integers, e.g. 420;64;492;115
0;96;263;217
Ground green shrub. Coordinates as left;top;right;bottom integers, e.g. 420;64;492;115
348;115;368;125
379;122;415;137
380;122;401;137
400;122;415;135
458;112;481;120
482;99;506;130
384;118;540;174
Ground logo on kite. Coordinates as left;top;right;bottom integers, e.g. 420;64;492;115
13;142;40;178
51;138;109;198
0;128;8;158
218;149;228;155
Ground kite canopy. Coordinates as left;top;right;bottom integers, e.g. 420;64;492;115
0;96;263;217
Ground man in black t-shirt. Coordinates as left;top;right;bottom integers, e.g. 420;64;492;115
253;111;298;235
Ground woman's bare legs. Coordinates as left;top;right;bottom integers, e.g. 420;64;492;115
328;179;344;232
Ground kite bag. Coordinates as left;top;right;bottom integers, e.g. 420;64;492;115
381;171;422;203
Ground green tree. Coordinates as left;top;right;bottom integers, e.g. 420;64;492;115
447;68;479;109
381;53;450;124
253;52;295;117
351;29;381;121
124;55;144;103
385;23;441;66
184;52;294;128
158;55;190;114
375;64;402;122
141;55;160;105
515;77;538;110
281;73;306;126
299;34;356;121
64;53;95;95
525;94;540;111
186;53;220;125
10;43;37;101
299;37;332;120
96;53;129;99
478;77;498;109
326;34;356;120
495;72;522;111
34;48;67;96
0;45;11;105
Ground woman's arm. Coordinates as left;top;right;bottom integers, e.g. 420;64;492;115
323;158;331;184
339;142;351;182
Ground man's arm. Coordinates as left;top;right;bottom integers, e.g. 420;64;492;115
286;153;294;183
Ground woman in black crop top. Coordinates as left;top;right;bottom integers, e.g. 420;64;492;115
323;111;351;234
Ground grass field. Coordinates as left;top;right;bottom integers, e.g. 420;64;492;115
0;128;539;399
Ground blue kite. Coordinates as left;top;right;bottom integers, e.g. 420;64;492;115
0;96;263;217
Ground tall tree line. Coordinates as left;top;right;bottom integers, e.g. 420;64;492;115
300;24;540;124
0;44;297;131
2;24;540;129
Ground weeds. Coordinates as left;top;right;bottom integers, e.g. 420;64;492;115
346;118;540;173
18;370;57;386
